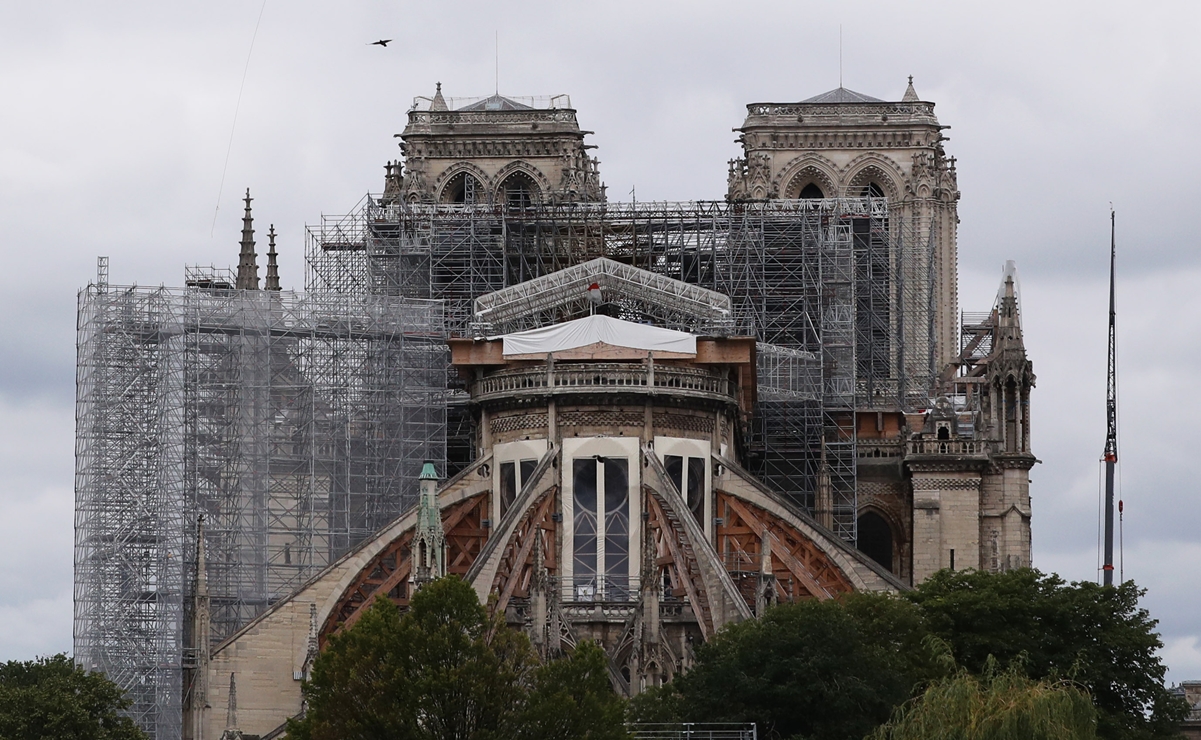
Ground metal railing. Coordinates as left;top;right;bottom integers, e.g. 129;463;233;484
562;576;637;603
629;724;757;740
409;94;572;112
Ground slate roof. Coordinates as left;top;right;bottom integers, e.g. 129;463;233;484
800;87;884;104
458;94;534;111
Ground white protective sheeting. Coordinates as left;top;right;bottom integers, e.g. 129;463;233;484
500;314;697;356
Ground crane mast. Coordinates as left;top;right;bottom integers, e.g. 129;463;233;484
1103;210;1118;586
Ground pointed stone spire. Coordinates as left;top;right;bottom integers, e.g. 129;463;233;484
235;189;259;290
188;517;211;740
996;260;1022;335
411;461;445;589
430;81;449;111
196;516;208;603
902;75;920;103
265;225;281;291
225;672;237;731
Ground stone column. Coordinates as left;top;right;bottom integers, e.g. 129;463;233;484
910;471;982;583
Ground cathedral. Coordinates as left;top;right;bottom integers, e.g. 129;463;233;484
74;79;1035;740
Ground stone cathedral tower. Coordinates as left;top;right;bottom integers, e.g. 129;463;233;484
727;79;960;370
726;80;1032;581
384;83;604;206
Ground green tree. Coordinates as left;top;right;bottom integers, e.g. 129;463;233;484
0;653;146;740
908;569;1188;740
871;661;1098;740
630;592;939;740
291;576;628;740
516;641;629;740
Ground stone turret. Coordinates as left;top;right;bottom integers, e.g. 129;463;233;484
905;261;1035;583
235;190;259;290
411;462;445;588
978;262;1035;572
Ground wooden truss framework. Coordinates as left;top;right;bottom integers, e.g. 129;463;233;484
316;486;857;651
490;488;558;612
319;493;490;645
645;486;715;639
715;490;854;605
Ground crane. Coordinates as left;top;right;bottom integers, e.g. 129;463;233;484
1102;209;1118;587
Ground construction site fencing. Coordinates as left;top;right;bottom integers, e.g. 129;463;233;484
74;278;445;740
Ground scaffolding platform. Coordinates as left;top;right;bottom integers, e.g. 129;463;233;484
73;281;445;739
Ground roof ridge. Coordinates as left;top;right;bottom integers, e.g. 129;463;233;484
800;86;885;104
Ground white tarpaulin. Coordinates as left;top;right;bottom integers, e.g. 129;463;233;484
500;314;697;356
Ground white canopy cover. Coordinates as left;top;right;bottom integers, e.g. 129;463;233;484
499;314;697;357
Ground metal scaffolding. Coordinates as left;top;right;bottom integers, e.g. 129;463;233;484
74;273;445;740
471;256;734;335
306;197;935;540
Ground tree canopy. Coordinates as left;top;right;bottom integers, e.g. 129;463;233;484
0;653;146;740
629;592;940;740
870;661;1099;740
908;569;1188;740
289;569;1183;740
515;641;628;740
289;575;627;740
630;569;1184;740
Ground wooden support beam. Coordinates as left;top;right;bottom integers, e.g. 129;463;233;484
337;556;412;635
721;495;833;600
646;490;711;638
496;492;555;611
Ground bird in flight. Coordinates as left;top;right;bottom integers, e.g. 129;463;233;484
370;39;392;47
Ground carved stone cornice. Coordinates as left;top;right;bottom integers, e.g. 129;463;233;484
990;453;1037;471
406;139;584;160
911;477;982;492
906;457;990;474
406;108;581;129
742;131;938;153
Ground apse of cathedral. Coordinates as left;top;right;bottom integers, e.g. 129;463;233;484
79;81;1035;740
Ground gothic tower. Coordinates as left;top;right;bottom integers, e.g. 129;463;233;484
387;83;604;206
905;262;1035;582
727;78;960;371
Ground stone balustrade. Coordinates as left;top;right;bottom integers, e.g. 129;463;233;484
907;438;990;457
472;363;736;406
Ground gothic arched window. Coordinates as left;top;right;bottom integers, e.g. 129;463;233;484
860;182;886;198
857;511;893;571
571;456;629;600
499;171;540;209
799;182;825;199
441;172;481;205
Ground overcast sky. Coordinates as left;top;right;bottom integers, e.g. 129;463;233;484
2;0;1198;683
